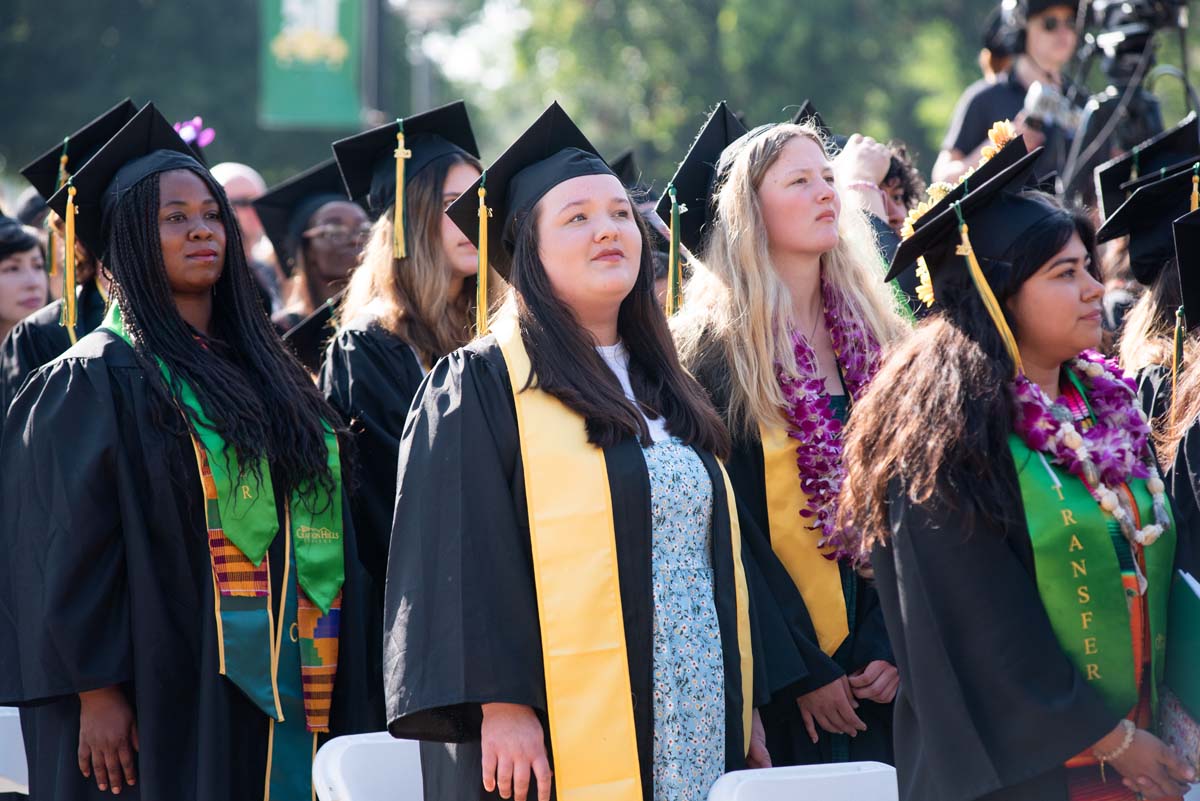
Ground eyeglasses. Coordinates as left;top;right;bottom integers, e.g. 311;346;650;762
228;198;257;209
1039;14;1075;33
303;223;373;247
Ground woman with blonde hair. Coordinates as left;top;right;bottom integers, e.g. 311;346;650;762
668;104;909;767
319;102;482;719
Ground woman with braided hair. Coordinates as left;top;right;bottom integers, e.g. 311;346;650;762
0;104;375;801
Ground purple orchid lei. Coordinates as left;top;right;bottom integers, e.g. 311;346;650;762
1011;349;1169;548
777;280;881;561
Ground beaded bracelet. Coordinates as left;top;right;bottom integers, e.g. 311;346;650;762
1094;719;1136;782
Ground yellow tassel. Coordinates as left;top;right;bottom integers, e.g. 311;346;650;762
393;122;412;260
665;184;684;316
954;203;1022;376
48;146;70;279
1172;305;1185;430
1191;165;1199;212
63;184;78;344
476;179;492;336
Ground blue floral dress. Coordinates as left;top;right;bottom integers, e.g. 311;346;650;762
644;437;726;801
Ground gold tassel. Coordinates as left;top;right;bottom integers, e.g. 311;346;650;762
665;184;684;316
63;183;79;344
1172;305;1185;430
392;120;412;260
1191;164;1199;212
476;176;492;336
954;202;1023;376
48;141;70;279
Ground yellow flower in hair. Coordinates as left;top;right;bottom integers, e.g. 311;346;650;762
915;258;935;308
979;120;1017;165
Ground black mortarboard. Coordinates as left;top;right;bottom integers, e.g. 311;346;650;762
889;146;1054;376
1119;157;1199;193
1024;0;1078;17
282;289;343;373
332;100;479;217
45;102;202;261
445;101;614;281
889;146;1049;285
1094;112;1199;222
1173;209;1200;333
20;99;138;200
654;102;749;257
254;160;355;276
611;149;645;192
790;100;834;142
1096;164;1200;284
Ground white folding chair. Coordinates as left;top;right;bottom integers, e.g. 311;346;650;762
707;761;898;801
0;706;29;795
312;732;423;801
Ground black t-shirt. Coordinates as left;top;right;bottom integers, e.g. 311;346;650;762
942;71;1078;177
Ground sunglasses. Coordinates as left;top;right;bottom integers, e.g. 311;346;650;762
228;198;257;209
1039;14;1075;33
303;223;373;247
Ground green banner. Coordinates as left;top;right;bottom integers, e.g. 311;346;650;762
260;0;362;128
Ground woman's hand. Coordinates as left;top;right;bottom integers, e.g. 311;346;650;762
1093;725;1195;798
78;686;138;795
796;676;867;743
481;702;552;801
747;708;772;769
835;134;893;187
848;660;899;704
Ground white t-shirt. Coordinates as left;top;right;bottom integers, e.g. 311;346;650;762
596;342;671;444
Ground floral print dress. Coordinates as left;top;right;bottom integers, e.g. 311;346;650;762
644;437;726;801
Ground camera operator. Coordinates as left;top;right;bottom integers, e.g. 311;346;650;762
934;0;1083;183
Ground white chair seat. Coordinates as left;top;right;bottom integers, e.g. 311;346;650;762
707;761;898;801
313;732;422;801
0;706;28;795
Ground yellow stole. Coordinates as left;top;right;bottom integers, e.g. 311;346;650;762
494;314;753;800
758;422;849;656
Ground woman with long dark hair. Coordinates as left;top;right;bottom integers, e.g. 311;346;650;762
318;102;483;719
382;103;769;801
0;104;374;801
840;148;1194;801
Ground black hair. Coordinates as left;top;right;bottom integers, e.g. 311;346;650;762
105;166;343;496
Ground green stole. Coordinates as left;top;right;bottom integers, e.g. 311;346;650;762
1009;375;1175;719
103;304;345;800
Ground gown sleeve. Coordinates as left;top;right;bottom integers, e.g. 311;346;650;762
382;344;545;742
0;353;131;704
0;304;69;420
1167;419;1200;579
873;485;1119;801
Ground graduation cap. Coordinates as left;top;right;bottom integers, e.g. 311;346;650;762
1093;112;1199;222
610;149;646;193
45;102;202;336
282;288;344;373
1174;209;1200;334
1096;163;1200;284
790;100;832;139
445;101;615;333
20;99;138;201
889;146;1053;376
253;159;358;276
332;100;479;260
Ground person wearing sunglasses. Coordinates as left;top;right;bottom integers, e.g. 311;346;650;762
211;161;286;313
934;0;1082;184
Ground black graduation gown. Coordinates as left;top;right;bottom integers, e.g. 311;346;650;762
691;355;894;766
0;331;377;801
0;279;107;418
383;337;766;801
871;467;1122;801
1166;417;1200;580
318;316;426;726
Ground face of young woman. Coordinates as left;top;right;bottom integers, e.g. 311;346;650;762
305;201;369;282
1008;232;1104;367
758;136;841;259
158;169;226;297
440;162;482;280
535;173;643;318
0;246;48;329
